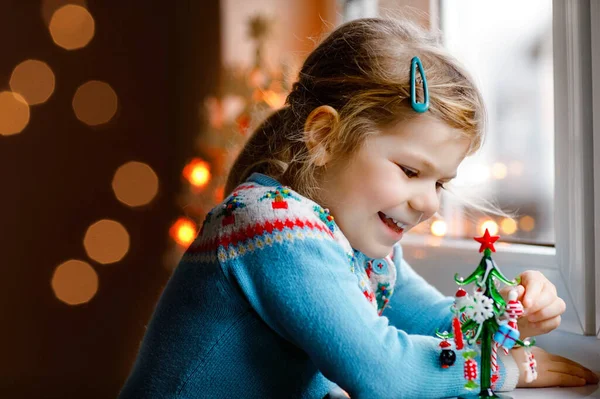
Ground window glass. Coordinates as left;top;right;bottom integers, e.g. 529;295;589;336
411;0;554;246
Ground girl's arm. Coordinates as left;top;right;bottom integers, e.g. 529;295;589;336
381;243;455;336
220;224;517;398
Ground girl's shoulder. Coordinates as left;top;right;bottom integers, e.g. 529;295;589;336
209;181;326;228
189;180;348;257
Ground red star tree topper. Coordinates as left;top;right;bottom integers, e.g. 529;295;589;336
474;228;500;253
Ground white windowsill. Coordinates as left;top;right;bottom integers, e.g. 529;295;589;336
401;234;556;259
447;330;600;398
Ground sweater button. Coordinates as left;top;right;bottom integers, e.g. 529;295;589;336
371;259;388;275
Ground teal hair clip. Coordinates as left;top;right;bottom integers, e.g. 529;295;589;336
410;56;429;113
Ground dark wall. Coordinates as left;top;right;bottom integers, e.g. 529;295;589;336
0;1;220;398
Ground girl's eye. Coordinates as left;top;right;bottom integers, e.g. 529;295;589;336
398;165;418;178
398;164;447;190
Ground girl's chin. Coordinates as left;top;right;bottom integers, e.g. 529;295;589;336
361;242;396;259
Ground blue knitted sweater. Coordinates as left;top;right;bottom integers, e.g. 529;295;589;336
119;173;519;399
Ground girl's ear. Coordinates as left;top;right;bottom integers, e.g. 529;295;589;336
304;105;339;166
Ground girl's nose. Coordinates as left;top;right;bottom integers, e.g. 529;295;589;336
408;185;440;219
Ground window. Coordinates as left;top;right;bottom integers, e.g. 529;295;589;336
408;0;555;246
395;0;598;337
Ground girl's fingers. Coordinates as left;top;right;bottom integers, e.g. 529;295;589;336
524;290;553;316
548;372;587;387
528;315;561;334
527;297;567;322
547;355;599;382
555;356;589;371
521;279;543;309
548;360;599;383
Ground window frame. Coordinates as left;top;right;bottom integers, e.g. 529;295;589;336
591;0;600;339
402;0;597;337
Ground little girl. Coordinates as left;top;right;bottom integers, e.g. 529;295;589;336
119;18;597;398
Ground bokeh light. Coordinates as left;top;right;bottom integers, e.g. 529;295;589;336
248;67;267;88
169;218;197;248
10;60;55;105
519;215;535;232
0;91;30;136
183;158;211;189
430;220;447;237
48;4;95;50
42;0;87;25
491;162;508;180
500;218;518;235
112;161;159;207
51;259;98;305
480;220;499;236
84;219;130;264
214;185;225;203
262;90;286;109
72;81;118;125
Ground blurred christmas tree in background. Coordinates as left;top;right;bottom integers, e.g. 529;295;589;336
165;15;292;267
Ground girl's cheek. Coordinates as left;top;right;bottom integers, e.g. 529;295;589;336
376;168;409;203
370;183;406;208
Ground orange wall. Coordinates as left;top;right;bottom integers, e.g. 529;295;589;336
221;0;437;75
221;0;338;71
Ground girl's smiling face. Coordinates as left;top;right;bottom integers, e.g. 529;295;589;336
315;114;471;259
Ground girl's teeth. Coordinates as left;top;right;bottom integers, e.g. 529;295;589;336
387;215;405;229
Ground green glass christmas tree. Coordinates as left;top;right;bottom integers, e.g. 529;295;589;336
436;229;538;399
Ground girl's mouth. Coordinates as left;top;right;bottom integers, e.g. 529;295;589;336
378;212;405;238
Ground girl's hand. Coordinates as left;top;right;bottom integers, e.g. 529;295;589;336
513;346;599;387
500;270;566;338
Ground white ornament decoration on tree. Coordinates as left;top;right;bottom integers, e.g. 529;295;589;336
471;291;494;324
523;339;539;382
453;289;472;314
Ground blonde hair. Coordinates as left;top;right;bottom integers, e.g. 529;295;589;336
225;17;486;206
